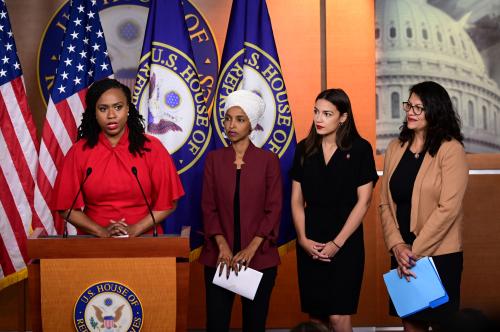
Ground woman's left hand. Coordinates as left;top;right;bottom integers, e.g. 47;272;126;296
318;241;340;261
231;246;257;275
392;243;418;281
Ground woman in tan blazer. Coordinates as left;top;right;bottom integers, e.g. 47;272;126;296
379;81;468;332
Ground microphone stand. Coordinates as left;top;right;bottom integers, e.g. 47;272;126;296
131;166;157;237
64;167;92;238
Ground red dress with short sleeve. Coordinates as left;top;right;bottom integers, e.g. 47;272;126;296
51;127;184;234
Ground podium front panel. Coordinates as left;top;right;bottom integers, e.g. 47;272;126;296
40;257;176;331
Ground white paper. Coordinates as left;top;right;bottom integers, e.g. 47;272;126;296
428;257;442;281
212;264;263;300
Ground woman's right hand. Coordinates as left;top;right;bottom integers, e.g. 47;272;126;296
94;225;111;238
392;243;417;281
298;237;330;262
215;236;233;278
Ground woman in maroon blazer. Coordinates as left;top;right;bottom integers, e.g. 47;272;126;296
199;89;282;332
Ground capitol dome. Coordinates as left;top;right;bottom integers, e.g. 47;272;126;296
376;0;500;153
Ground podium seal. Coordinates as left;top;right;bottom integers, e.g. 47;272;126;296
74;281;143;331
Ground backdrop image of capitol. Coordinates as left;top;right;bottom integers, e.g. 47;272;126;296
375;0;500;153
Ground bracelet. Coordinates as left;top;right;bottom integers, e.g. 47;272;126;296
331;240;341;249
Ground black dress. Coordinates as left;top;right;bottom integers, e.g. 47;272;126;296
389;147;463;323
291;137;378;315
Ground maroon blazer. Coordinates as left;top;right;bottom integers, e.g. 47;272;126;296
198;143;282;270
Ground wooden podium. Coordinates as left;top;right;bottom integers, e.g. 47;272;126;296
28;234;190;332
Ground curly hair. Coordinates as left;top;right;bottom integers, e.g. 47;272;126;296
302;88;361;162
78;78;149;155
399;81;463;156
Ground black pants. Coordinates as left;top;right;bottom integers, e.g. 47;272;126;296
204;265;277;332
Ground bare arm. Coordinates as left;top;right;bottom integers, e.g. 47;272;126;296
321;181;374;259
59;210;109;237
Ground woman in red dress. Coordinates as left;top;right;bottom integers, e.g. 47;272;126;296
52;78;184;237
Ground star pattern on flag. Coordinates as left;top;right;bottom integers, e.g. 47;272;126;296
0;2;22;84
51;0;112;103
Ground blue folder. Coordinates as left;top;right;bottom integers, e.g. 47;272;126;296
383;256;449;318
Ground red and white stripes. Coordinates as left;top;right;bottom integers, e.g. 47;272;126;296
0;77;39;285
36;89;88;235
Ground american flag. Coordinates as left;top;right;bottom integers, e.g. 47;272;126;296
36;0;113;235
0;1;39;289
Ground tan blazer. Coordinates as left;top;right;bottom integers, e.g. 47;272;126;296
379;139;468;257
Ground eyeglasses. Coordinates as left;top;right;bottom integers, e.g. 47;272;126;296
402;101;425;115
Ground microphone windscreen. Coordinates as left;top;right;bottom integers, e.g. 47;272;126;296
86;167;92;176
131;166;137;175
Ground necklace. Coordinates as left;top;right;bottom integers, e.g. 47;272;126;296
410;145;423;159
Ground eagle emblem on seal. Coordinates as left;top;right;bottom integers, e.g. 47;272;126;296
92;304;125;331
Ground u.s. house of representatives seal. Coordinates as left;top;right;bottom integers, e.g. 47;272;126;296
74;281;143;332
133;41;212;174
213;42;294;156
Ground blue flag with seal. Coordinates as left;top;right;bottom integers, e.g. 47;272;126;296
213;0;297;252
132;0;213;251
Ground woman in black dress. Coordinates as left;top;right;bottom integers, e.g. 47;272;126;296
379;81;468;332
291;89;378;332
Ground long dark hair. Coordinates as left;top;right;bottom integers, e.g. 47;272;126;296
303;88;361;161
399;81;463;156
78;78;149;155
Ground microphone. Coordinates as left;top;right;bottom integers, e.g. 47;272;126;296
131;166;157;237
64;167;92;238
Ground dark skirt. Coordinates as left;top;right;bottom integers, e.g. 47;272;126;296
297;228;364;316
389;252;463;323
